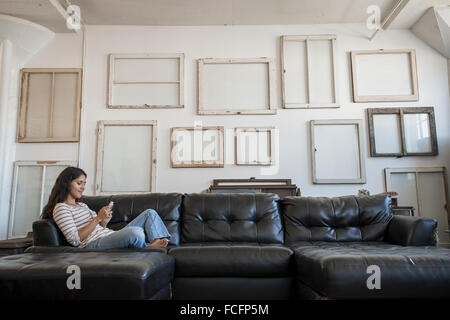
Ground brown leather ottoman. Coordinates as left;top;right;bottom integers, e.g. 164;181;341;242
0;251;174;299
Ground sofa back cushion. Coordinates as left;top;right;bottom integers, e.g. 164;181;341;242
281;194;393;244
182;193;283;243
80;193;183;245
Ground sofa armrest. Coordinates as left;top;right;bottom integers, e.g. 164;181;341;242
32;220;70;246
386;215;438;246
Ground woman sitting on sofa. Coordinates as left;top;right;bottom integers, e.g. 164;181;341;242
41;167;171;249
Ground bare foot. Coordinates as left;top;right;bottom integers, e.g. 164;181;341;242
159;238;169;248
147;239;162;247
147;238;169;248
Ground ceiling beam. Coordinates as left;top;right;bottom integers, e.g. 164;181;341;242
370;0;410;40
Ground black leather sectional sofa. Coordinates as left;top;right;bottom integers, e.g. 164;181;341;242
5;193;450;299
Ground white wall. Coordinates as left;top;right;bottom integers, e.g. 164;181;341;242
0;15;54;239
15;24;450;200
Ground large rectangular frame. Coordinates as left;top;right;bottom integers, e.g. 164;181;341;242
18;68;82;142
367;107;438;157
280;34;339;109
351;49;419;102
197;58;276;115
108;53;184;109
310;119;366;184
95;120;157;195
170;126;224;168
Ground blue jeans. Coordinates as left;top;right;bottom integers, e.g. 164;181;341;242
85;209;171;249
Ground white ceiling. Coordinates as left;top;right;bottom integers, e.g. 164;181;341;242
0;0;448;33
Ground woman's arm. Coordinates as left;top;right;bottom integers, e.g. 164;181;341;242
53;205;82;246
77;216;102;241
78;206;109;240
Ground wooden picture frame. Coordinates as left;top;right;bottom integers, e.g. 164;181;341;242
8;161;78;239
385;167;449;245
18;68;82;143
310;120;366;184
108;53;184;109
95;120;157;195
170;126;224;167
235;127;275;166
351;49;419;102
197;58;276;115
367;107;438;157
281;35;338;108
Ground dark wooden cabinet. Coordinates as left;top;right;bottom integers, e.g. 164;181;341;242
208;178;300;198
0;233;33;257
392;206;415;216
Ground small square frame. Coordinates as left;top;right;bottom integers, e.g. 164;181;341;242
170;126;224;168
235;127;275;166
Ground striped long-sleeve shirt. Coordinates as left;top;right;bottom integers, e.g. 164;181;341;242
53;202;115;248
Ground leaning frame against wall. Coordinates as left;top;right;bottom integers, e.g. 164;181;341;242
95;120;157;195
170;126;224;168
384;167;450;245
18;68;82;142
280;34;338;108
310;119;366;184
8;161;78;239
350;49;419;102
108;53;184;108
197;58;276;115
367;107;438;157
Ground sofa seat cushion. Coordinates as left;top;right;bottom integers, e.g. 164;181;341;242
291;241;450;299
25;245;168;254
169;243;293;277
0;252;174;299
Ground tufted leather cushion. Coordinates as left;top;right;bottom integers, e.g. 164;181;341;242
290;241;450;299
0;252;174;299
281;194;393;243
80;193;182;245
181;193;283;243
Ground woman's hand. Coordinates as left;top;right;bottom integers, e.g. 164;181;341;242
98;206;112;228
97;206;110;220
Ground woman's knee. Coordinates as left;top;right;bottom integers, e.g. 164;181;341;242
124;226;145;247
143;209;159;220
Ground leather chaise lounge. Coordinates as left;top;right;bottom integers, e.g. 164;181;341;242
281;196;450;299
1;192;449;299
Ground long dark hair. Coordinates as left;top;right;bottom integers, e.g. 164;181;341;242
41;167;87;220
